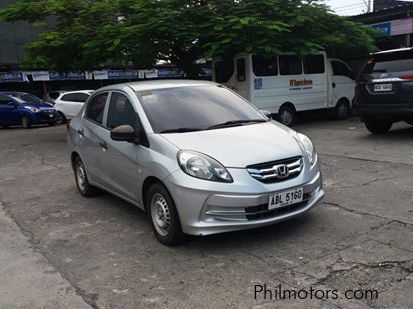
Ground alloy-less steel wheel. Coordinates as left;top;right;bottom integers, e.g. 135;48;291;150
21;116;31;129
277;105;296;126
147;183;186;246
74;156;99;197
365;119;393;134
335;99;350;120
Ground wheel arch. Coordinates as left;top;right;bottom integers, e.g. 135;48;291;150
142;176;168;212
277;102;296;114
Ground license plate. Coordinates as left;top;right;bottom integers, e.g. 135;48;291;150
268;188;304;210
374;84;392;92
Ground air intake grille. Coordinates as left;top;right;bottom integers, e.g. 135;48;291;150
247;156;303;184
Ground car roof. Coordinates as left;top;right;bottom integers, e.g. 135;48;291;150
3;91;30;96
61;90;94;94
96;79;218;93
373;47;413;55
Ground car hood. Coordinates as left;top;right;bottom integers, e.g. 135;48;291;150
23;102;54;109
160;121;303;168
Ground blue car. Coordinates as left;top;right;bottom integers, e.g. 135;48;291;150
0;92;59;128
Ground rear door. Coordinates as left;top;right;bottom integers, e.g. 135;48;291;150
59;93;90;118
359;49;413;105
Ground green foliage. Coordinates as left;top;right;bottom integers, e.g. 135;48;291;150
0;0;376;74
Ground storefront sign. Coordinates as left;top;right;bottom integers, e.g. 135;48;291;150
0;71;24;83
49;71;87;81
372;22;391;36
371;18;413;37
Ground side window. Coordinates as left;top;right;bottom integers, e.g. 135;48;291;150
61;93;77;102
236;58;246;82
77;93;90;102
332;61;355;79
85;92;108;125
279;55;302;75
214;59;234;83
252;55;278;76
107;93;136;129
303;55;325;74
0;95;13;104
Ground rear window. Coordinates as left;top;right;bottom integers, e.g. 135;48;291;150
363;50;413;74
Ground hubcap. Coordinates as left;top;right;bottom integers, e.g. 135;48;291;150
76;163;87;192
151;193;170;237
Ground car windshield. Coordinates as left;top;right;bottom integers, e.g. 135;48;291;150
137;85;266;133
12;94;43;104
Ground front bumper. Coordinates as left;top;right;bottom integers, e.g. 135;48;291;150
32;111;57;124
165;163;324;236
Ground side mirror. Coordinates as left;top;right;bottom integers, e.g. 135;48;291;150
260;110;272;118
110;125;138;143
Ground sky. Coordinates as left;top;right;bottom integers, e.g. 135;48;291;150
327;0;370;16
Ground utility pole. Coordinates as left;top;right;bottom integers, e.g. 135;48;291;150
364;0;372;13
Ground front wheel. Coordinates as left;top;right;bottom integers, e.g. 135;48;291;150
56;112;67;124
277;105;296;126
21;116;31;129
334;99;350;120
365;119;393;134
147;183;186;246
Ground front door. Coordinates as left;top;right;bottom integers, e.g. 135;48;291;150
97;92;141;202
0;95;20;125
234;56;251;101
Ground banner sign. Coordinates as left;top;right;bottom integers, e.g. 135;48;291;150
372;22;391;36
93;70;109;80
49;71;87;81
371;18;413;37
0;71;24;83
23;71;50;81
107;70;140;80
142;69;158;79
157;68;184;78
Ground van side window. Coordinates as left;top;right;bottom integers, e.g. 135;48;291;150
85;92;108;125
252;55;278;76
236;59;246;82
332;61;355;80
279;55;302;75
214;60;234;83
107;93;136;129
303;55;325;74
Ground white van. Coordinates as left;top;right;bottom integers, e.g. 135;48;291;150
213;53;355;125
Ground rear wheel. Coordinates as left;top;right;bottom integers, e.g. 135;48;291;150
21;116;31;129
277;105;296;126
147;183;186;246
74;156;99;197
365;119;393;134
334;99;350;120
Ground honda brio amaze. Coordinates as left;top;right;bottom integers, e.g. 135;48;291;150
68;80;324;245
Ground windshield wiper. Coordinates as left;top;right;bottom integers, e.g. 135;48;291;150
207;119;267;130
160;127;205;134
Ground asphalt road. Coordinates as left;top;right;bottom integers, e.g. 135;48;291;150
0;118;412;309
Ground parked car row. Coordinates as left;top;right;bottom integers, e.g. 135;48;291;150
0;90;94;128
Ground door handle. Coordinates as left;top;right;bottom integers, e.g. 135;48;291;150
77;128;84;136
99;141;107;150
332;82;336;88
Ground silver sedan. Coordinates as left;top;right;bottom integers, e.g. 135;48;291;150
68;80;324;245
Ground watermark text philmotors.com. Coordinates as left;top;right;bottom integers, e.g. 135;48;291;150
254;284;379;301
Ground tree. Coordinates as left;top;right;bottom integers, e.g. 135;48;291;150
0;0;376;76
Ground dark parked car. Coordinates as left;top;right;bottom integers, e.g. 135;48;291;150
0;92;58;128
356;48;413;133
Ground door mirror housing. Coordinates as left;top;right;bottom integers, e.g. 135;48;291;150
260;110;272;118
110;125;139;143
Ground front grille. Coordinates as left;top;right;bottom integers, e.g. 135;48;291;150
247;156;303;184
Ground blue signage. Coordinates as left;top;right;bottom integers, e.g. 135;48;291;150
372;22;391;36
107;70;140;80
49;71;87;81
0;71;24;83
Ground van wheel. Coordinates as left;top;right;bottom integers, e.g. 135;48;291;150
278;105;295;126
365;119;393;134
74;157;99;197
147;183;186;246
335;99;350;120
21;116;31;129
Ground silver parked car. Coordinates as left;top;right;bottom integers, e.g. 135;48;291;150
68;80;324;245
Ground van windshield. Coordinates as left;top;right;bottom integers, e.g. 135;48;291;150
137;85;266;133
363;50;413;74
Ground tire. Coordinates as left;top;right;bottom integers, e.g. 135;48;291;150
21;116;31;129
147;183;186;246
365;119;393;134
277;105;296;126
73;156;99;197
57;112;67;124
334;99;350;120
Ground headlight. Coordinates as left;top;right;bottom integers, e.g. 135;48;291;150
24;106;40;113
297;133;316;165
177;150;233;183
